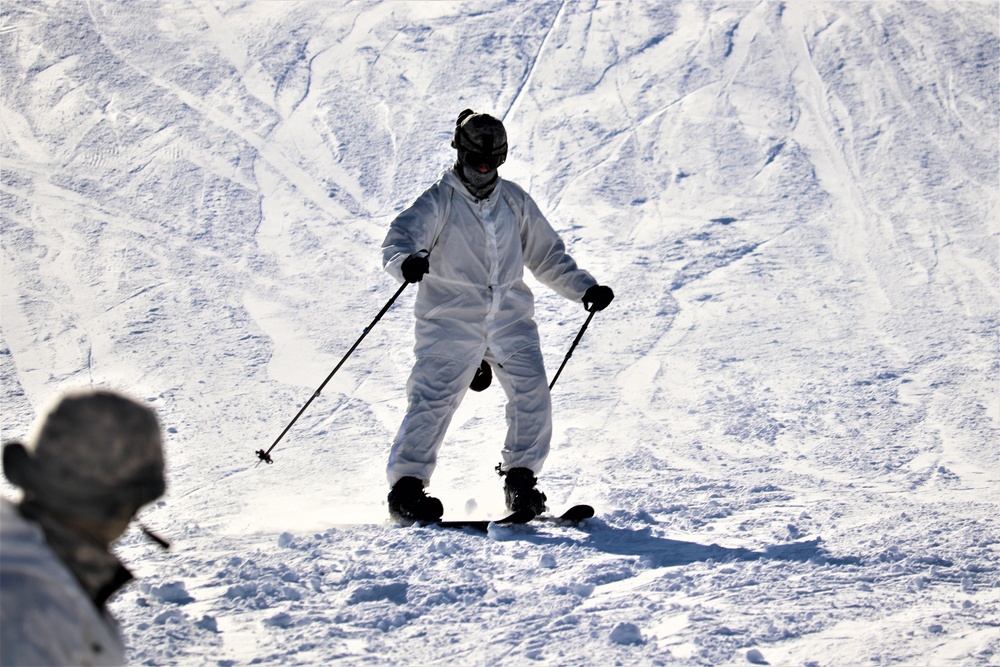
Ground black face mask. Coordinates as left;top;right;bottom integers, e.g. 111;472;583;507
463;163;496;184
455;161;498;199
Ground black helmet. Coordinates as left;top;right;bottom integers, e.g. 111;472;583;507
451;109;507;172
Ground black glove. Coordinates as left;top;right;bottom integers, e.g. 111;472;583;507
469;359;492;392
582;284;614;311
401;255;430;283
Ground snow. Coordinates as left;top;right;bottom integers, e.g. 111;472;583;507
1;0;998;665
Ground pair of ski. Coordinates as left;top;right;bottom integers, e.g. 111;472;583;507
426;504;594;532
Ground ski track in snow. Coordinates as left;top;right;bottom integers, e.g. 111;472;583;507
2;1;998;665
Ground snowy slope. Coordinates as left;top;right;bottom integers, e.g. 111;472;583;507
1;1;998;665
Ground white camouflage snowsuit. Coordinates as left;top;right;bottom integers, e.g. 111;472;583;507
382;168;597;485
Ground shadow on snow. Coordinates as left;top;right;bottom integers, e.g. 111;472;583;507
513;520;861;568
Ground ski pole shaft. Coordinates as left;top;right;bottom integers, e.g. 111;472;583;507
548;307;597;391
256;281;410;464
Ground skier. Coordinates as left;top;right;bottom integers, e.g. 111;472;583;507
381;109;614;523
1;389;167;666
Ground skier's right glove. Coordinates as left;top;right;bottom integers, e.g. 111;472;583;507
582;284;614;311
401;254;430;283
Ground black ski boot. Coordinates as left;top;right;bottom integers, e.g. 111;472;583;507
388;476;444;524
503;467;547;515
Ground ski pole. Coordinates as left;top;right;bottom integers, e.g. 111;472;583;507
548;306;597;391
256;281;410;464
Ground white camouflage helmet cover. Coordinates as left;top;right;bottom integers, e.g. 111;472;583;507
2;389;165;520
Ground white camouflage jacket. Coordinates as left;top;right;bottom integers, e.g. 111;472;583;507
0;499;125;666
382;169;597;366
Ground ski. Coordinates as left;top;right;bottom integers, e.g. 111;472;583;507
535;504;594;524
427;508;536;532
409;505;591;532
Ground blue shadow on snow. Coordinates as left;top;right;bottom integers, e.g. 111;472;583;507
516;520;860;568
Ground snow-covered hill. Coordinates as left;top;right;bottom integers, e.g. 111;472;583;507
2;1;997;665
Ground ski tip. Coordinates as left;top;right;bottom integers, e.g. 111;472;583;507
557;504;595;523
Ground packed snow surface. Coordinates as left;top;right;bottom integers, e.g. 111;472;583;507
2;1;998;665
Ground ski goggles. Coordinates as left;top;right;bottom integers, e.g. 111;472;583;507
461;150;506;171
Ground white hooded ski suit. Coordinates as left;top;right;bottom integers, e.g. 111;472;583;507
0;500;125;666
382;168;597;485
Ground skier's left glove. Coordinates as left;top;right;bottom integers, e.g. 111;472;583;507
469;359;492;392
582;284;614;311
